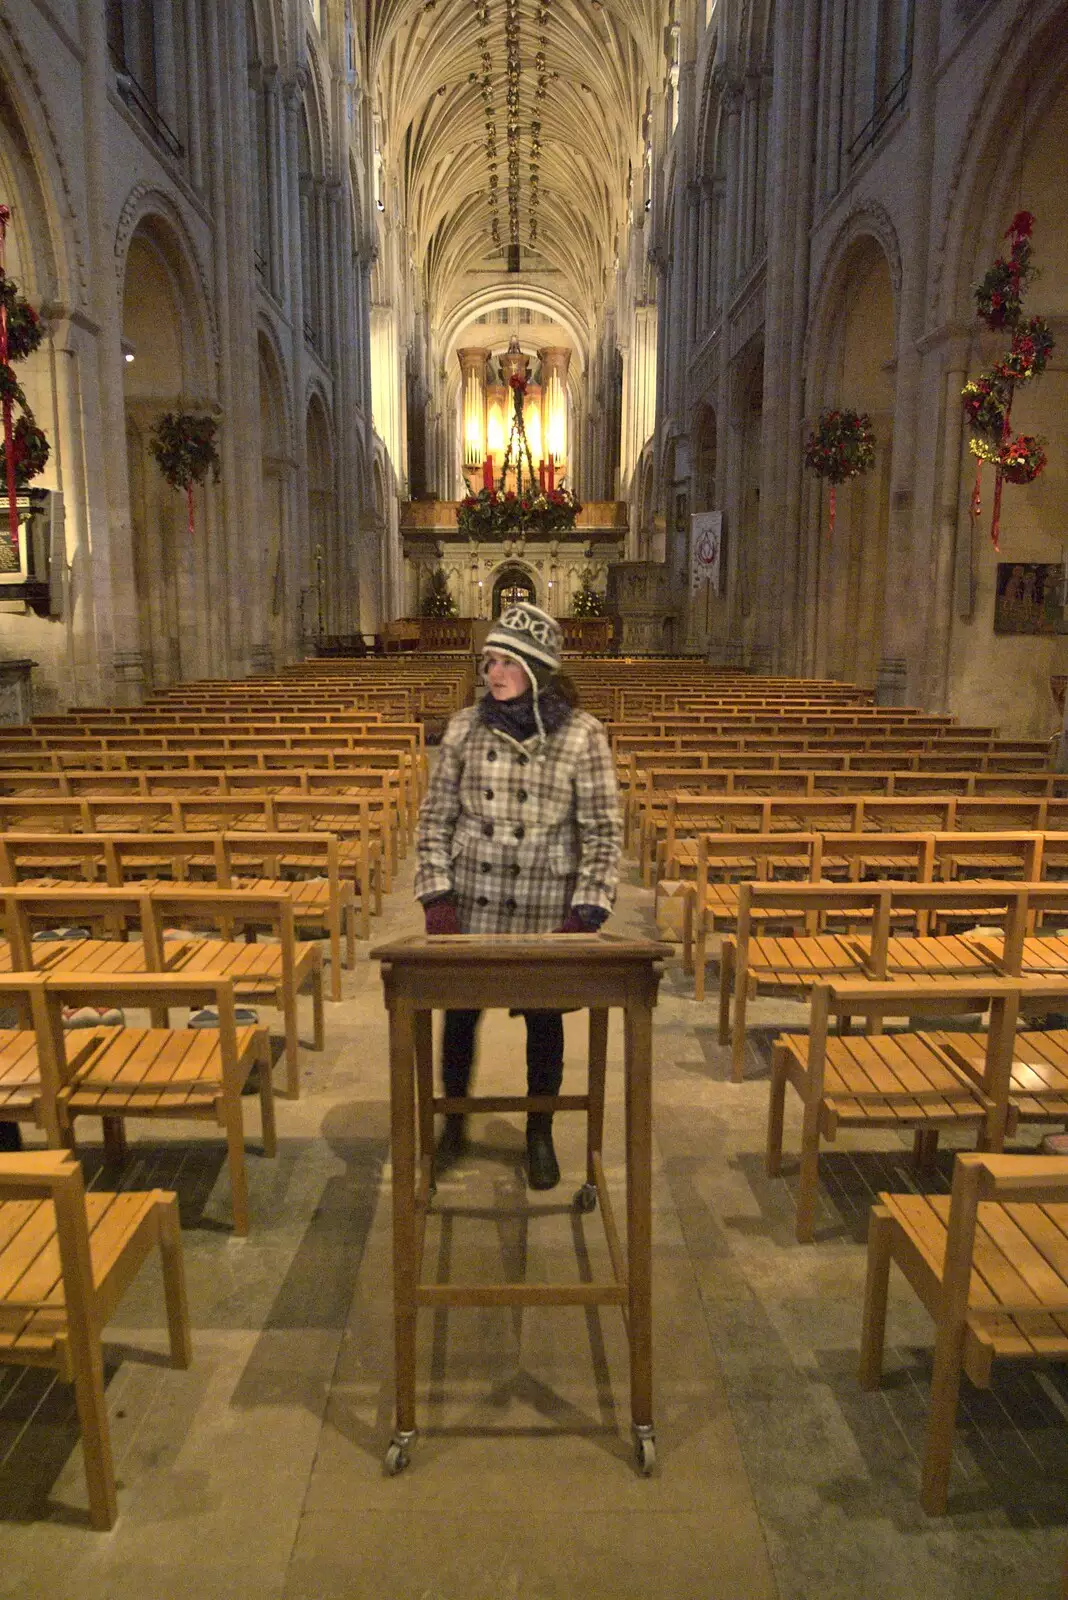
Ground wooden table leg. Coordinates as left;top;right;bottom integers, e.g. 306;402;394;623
414;1008;434;1198
586;1008;608;1190
388;995;418;1452
625;1000;655;1467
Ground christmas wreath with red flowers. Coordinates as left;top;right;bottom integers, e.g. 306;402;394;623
974;211;1034;329
804;409;875;484
0;274;43;363
993;434;1046;485
149;411;221;491
804;409;875;537
148;411;221;537
0;248;50;547
10;415;50;488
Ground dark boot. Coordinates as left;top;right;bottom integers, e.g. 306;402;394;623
434;1113;467;1175
526;1114;560;1191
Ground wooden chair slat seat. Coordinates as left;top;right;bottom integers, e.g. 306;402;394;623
0;1151;191;1528
859;1152;1068;1513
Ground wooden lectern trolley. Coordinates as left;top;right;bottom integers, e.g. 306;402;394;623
372;932;669;1475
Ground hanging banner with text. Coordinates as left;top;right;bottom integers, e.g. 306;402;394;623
690;511;722;595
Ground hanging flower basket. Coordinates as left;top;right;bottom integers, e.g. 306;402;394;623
0;211;51;549
998;434;1047;485
804;408;875;484
804;408;875;537
962;211;1054;550
974;211;1034;330
149;411;221;536
961;376;1009;445
0;276;43;362
994;316;1054;384
11;413;50;488
0;364;25;410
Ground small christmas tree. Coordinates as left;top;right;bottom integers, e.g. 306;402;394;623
571;568;604;617
422;566;457;618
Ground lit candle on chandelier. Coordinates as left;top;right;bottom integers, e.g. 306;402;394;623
483;456;493;492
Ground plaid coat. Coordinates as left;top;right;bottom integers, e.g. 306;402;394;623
415;705;621;935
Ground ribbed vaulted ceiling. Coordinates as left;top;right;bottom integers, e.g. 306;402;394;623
361;0;667;325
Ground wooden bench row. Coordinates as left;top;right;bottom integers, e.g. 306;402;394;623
0;830;371;993
634;773;1066;866
0;884;326;1098
681;830;1065;997
651;793;1068;886
0;766;413;854
0;787;392;883
718;879;1068;1079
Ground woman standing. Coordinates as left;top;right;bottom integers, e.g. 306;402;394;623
414;603;622;1189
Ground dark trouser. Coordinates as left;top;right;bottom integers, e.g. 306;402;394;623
442;1009;564;1101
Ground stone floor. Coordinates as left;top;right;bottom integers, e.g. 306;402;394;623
2;859;1068;1598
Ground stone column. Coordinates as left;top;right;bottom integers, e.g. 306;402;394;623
283;76;308;661
878;0;939;704
77;0;141;701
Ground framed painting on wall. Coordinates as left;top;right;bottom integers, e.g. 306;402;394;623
993;562;1068;635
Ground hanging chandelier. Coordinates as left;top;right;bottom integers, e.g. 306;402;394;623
458;370;580;538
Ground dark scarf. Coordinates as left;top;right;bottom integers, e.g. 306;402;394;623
479;684;572;742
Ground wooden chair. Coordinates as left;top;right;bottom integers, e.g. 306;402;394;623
219;831;360;996
0;1150;190;1528
45;974;274;1234
2;885;325;1099
689;833;821;1000
720;881;1028;1082
767;977;1021;1242
859;1151;1068;1514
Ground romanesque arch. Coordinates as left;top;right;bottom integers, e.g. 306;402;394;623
121;210;216;687
804;231;897;689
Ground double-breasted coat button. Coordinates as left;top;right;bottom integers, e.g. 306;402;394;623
511;863;521;875
517;789;527;802
483;822;494;838
485;788;494;799
514;825;525;840
487;750;497;762
476;895;489;907
517;754;529;766
481;861;491;873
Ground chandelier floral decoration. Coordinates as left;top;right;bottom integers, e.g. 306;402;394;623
0;206;49;552
962;211;1054;551
470;0;500;251
149;411;221;537
803;407;875;538
457;371;580;538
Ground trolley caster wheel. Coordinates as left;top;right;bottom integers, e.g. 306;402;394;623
634;1427;656;1476
573;1182;597;1214
384;1430;416;1475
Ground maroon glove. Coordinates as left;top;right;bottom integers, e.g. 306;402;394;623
424;896;461;935
557;905;606;934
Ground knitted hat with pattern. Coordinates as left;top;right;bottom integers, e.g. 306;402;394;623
483;602;562;678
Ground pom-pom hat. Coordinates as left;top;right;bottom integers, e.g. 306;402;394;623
483;602;562;679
